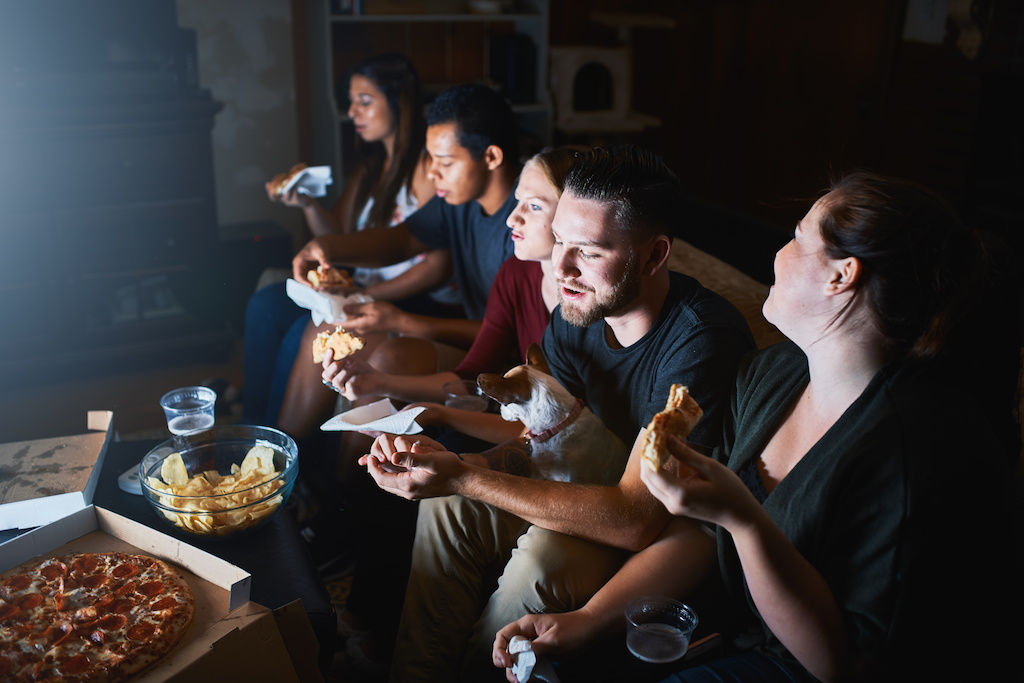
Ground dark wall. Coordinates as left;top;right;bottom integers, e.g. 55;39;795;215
550;0;1024;267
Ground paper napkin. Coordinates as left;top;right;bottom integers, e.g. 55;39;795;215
320;398;425;435
285;278;372;326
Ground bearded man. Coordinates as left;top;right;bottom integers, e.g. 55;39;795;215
361;146;755;682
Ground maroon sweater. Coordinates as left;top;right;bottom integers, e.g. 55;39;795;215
456;257;548;379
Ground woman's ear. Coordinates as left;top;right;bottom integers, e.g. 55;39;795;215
826;257;862;296
483;144;504;171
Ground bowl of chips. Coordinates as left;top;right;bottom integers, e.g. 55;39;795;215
139;425;298;537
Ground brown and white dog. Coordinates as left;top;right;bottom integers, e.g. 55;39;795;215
477;345;627;485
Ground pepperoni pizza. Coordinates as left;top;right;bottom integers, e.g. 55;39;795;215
0;552;194;681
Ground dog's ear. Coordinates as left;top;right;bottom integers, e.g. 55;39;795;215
477;369;532;405
525;344;552;376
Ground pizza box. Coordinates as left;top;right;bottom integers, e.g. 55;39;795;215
0;505;311;682
0;410;114;532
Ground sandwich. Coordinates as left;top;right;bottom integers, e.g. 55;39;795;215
306;264;353;289
312;326;365;363
641;384;703;471
269;163;309;197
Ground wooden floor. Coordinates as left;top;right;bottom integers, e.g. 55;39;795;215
0;341;244;445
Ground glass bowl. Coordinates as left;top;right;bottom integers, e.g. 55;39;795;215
139;424;298;538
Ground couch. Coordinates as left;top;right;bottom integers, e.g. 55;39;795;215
667;239;783;349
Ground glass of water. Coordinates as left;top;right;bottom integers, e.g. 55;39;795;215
442;379;490;412
160;386;216;435
625;597;698;664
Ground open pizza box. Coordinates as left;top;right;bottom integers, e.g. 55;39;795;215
0;410;114;532
0;505;320;681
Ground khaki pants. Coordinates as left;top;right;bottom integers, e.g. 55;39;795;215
389;495;630;682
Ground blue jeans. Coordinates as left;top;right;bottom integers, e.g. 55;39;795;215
242;281;308;426
660;651;798;683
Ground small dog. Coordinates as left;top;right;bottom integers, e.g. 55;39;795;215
477;345;627;485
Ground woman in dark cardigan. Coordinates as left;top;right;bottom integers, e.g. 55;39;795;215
494;171;1021;682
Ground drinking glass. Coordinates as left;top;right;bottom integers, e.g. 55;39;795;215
160;386;216;435
625;597;698;664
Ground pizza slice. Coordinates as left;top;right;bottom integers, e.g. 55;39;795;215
641;384;703;471
306;264;353;289
312;326;365;363
269;163;308;197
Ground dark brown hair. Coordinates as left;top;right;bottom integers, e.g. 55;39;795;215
819;171;1021;454
563;145;685;242
345;53;426;229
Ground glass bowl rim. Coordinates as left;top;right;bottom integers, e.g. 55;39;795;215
139;424;298;501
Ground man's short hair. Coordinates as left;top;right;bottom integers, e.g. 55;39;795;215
563;145;685;240
426;84;519;162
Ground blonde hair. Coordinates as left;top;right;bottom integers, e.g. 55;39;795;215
526;145;589;198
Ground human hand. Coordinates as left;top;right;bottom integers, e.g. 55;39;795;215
292;238;331;284
321;349;381;401
340;301;404;336
266;178;313;207
640;435;761;531
492;611;592;680
357;434;463;499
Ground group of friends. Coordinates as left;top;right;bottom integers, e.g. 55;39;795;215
242;53;1021;682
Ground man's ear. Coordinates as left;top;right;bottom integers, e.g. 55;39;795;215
640;235;672;277
826;257;861;296
525;343;552;375
483;144;504;171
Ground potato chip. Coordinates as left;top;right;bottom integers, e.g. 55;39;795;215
240;445;276;476
160;452;189;487
154;446;286;535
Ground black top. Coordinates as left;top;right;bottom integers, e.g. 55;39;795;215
541;271;755;450
715;342;1017;681
405;191;517;320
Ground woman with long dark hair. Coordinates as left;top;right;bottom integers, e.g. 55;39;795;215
244;53;453;434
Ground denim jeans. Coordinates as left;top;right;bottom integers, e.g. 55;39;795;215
660;650;798;683
242;281;308;426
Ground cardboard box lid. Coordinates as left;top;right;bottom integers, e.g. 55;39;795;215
0;505;251;611
0;410;114;531
0;505;285;681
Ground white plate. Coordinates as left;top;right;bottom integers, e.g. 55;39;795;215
320;398;424;435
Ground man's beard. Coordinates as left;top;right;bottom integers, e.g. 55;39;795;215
559;257;642;328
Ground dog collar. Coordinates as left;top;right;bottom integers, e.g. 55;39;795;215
525;399;585;443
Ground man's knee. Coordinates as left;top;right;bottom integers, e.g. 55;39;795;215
493;526;630;614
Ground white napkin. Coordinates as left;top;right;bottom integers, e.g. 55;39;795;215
320;398;425;434
285;277;372;326
508;636;560;682
282;165;333;197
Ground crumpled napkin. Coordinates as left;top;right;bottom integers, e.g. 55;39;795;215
285;278;372;326
508;636;560;682
282;165;332;197
320;398;425;434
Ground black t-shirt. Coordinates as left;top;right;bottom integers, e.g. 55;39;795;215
541;271;755;450
405;191;517;320
716;341;1016;681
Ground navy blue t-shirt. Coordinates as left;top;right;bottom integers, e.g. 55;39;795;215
541;271;755;450
405;191;516;320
